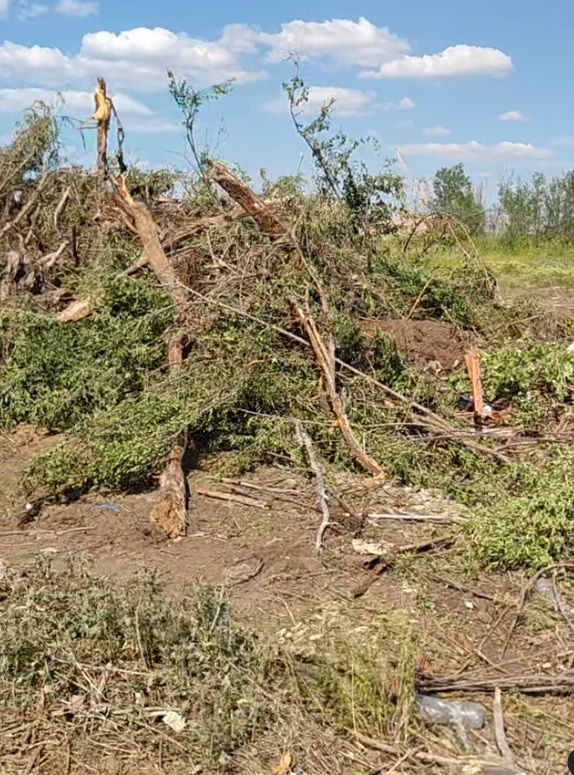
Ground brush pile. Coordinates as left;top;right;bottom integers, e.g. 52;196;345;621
1;80;574;570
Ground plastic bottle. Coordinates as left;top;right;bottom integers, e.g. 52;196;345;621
416;693;486;729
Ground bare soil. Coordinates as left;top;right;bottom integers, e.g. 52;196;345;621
358;318;471;371
0;429;572;774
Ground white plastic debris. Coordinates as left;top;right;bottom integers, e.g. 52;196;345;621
162;710;186;733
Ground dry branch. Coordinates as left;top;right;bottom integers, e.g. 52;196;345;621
493;688;514;765
292;300;386;478
209;160;286;237
194;487;269;510
351;731;525;774
295;420;331;552
351;534;454;598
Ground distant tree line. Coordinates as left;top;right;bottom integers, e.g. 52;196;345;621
429;162;574;243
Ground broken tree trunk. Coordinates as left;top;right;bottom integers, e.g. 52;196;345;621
93;78;191;539
208;160;286;238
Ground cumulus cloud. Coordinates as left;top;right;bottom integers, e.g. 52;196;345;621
55;0;98;16
0;19;513;96
250;17;412;67
0;27;261;91
362;45;512;79
397;141;553;162
266;85;375;117
76;27;262;88
423;126;450;136
221;19;512;81
380;96;414;111
499;110;527;121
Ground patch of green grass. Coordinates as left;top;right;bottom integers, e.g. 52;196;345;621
423;237;574;292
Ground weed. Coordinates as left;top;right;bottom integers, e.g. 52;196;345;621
0;559;420;771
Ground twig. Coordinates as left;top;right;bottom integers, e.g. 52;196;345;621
428;573;497;601
351;534;455;597
420;672;574;694
550;572;574;638
53;185;71;232
351;730;474;767
194;487;269;510
406;277;432;320
502;563;574;656
295;420;331;552
369;512;468;524
0;172;49;237
493;688;514;765
40;240;68;269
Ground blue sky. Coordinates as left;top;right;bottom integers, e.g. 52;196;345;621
1;0;573;193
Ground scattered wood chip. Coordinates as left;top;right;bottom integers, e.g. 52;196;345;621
271;752;293;775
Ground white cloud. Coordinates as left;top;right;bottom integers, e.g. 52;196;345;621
266;85;375;117
249;17;412;68
397;119;414;129
380;96;414;111
423;126;450;136
0;27;261;91
397;141;553;162
0;42;73;84
0;0;10;17
17;1;48;19
0;18;513;111
362;44;512;79
55;0;98;16
499;110;527;122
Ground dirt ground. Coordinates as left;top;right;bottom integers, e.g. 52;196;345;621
1;427;573;774
358;318;471;372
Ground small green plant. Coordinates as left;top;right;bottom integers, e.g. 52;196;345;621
167;69;233;194
282;61;403;237
465;458;574;570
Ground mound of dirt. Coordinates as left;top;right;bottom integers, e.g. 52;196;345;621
359;318;471;371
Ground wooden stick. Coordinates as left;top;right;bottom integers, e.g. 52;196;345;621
194;488;269;510
295;420;331;553
493;688;514;765
292;300;385;478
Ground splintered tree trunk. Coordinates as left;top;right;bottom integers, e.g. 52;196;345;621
96;78;190;539
54;81;292;539
209;160;286;238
